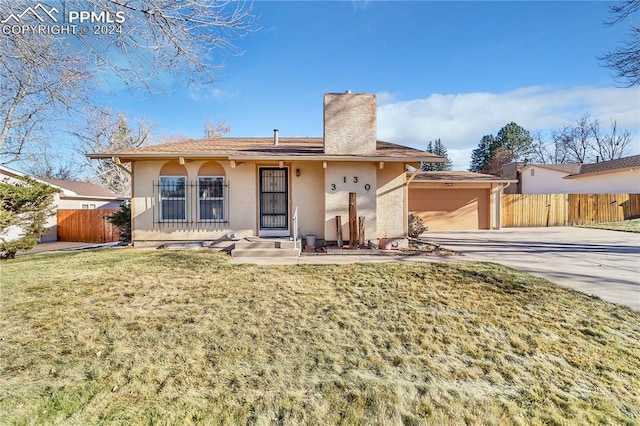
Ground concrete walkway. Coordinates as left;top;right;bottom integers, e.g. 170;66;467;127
231;227;640;311
19;241;114;256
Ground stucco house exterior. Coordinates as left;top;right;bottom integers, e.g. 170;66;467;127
408;171;516;231
502;155;640;194
88;93;444;248
0;165;124;242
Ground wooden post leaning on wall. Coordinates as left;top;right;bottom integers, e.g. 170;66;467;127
349;192;358;250
335;215;343;248
358;216;365;248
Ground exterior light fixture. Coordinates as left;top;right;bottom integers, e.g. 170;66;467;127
296;168;301;177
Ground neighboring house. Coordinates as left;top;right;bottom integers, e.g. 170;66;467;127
39;178;125;210
408;171;516;231
0;165;124;242
88;92;445;248
502;156;640;194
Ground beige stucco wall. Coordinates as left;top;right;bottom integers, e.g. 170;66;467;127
129;158;409;246
376;163;406;239
291;161;325;239
324;162;377;242
131;160;257;245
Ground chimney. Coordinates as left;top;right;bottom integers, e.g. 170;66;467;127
273;129;279;146
323;92;376;155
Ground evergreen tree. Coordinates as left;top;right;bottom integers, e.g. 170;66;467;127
0;177;57;259
468;123;532;174
422;138;454;171
469;135;496;172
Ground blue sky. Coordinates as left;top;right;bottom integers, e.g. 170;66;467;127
96;1;639;170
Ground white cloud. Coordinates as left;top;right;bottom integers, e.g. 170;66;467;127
375;91;399;105
377;86;640;170
188;86;238;101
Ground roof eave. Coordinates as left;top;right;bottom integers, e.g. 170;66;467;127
88;152;445;163
563;167;636;179
411;179;518;184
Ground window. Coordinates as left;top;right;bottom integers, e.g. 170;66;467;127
81;203;96;209
159;176;186;221
198;177;224;221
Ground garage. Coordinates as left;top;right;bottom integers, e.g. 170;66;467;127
408;171;515;231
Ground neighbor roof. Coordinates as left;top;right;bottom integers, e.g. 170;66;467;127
39;178;122;199
521;163;583;174
409;171;517;183
87;137;445;163
568;155;640;178
520;155;640;179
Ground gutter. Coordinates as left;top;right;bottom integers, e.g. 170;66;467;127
88;153;446;164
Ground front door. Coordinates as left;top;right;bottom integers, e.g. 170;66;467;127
259;168;289;236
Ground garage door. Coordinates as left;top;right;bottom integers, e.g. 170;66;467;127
409;188;489;231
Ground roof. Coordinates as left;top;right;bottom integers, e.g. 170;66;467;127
520;155;640;179
570;155;640;178
525;163;583;174
38;178;122;200
87;137;445;163
0;164;50;185
409;171;517;183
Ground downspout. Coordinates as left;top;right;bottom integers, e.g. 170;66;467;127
495;182;512;230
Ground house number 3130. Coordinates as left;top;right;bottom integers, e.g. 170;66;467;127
330;176;371;191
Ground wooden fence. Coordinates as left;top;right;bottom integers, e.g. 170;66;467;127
502;193;640;227
57;209;121;243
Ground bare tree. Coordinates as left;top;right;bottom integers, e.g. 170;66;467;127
0;34;89;160
0;1;256;159
73;108;153;196
530;130;569;164
484;146;515;176
593;119;633;161
600;0;640;86
530;115;633;164
23;143;80;180
563;114;597;163
204;120;230;138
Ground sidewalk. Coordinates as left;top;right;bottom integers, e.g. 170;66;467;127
19;241;111;256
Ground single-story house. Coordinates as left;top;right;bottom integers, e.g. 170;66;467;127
502;155;640;194
0;165;124;242
408;171;516;231
88;92;446;248
38;177;124;210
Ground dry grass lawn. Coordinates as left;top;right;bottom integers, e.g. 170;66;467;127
1;249;639;425
580;218;640;233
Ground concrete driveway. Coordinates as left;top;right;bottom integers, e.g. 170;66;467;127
423;227;640;311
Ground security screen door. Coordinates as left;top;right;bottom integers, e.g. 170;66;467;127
259;168;289;234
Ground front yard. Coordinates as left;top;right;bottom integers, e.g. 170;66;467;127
1;249;639;424
580;218;640;233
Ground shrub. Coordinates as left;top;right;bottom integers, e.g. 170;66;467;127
0;177;57;259
408;212;427;238
108;202;131;242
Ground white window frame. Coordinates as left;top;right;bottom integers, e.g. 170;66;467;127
81;203;96;209
197;176;225;222
159;176;187;222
